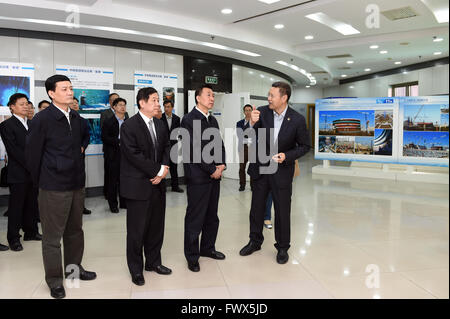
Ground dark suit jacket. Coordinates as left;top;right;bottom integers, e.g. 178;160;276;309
161;113;181;145
119;113;170;200
101;115;123;163
181;108;226;185
0;116;31;184
100;108;129;128
236;118;251;152
247;105;310;188
25;104;86;191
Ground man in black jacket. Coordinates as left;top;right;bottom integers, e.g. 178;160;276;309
161;100;183;193
120;87;172;286
181;84;226;273
102;98;127;213
26;75;96;299
239;82;310;264
0;93;41;252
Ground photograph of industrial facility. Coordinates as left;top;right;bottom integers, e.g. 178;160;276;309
403;131;449;158
335;136;355;154
440;111;449;131
403;104;442;131
374;129;393;156
354;137;374;155
319;110;375;136
375;110;394;129
318;136;337;153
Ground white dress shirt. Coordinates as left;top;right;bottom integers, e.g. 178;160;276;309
139;111;165;177
195;106;210;120
13;114;28;130
53;103;71;127
273;106;288;142
165;114;172;130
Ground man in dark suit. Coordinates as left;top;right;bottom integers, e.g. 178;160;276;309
0;93;41;252
70;97;92;215
161;100;183;193
236;104;253;192
26;75;96;299
181;84;226;273
239;82;310;264
120;87;172;286
102;98;127;213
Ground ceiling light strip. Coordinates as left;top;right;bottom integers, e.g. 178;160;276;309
276;60;317;85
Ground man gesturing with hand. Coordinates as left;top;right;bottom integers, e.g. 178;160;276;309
240;82;310;264
120;87;172;286
181;84;227;273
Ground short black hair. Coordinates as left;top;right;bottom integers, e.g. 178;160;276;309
73;97;79;103
45;75;71;99
194;84;213;104
38;100;51;109
163;100;174;108
109;92;119;100
272;81;291;101
136;87;158;109
112;97;127;107
243;104;252;111
28;101;33;105
8;93;29;106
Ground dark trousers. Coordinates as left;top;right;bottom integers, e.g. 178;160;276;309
184;180;220;264
7;182;39;243
126;187;166;275
249;175;292;250
105;155;125;209
38;188;85;288
169;161;179;189
103;159;109;198
239;144;249;188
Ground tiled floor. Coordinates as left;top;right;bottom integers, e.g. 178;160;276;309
0;152;448;299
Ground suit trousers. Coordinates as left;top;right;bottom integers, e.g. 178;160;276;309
239;144;249;188
7;182;39;243
38;188;85;288
249;175;292;250
169;160;179;189
126;186;166;275
105;154;126;209
184;180;220;264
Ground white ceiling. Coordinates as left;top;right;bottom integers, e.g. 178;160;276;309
0;0;448;87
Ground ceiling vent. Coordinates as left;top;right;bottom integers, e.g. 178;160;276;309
381;7;419;21
311;71;328;74
337;67;352;70
327;54;353;59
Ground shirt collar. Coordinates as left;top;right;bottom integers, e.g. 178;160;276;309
13;114;27;124
53;103;71;117
139;111;153;124
195;106;209;118
165;113;172;119
273;106;288;119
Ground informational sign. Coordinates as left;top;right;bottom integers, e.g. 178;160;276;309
0;62;35;115
134;71;178;115
205;76;218;85
399;96;449;167
315;98;399;164
56;65;114;155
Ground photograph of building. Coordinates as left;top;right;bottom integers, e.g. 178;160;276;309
354;136;374;155
335;136;355;154
319;110;375;136
403;104;442;131
374;129;393;156
375;110;394;129
403;131;449;158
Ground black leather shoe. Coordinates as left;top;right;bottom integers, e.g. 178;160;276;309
131;273;145;286
239;186;245;192
172;187;184;193
79;265;97;280
83;208;92;215
187;262;200;272
239;242;261;256
110;207;119;214
200;250;226;260
24;233;42;241
50;286;66;299
119;203;127;209
9;241;23;252
145;264;172;275
276;249;289;264
0;243;9;251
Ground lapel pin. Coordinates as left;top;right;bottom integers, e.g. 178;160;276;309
288;117;291;121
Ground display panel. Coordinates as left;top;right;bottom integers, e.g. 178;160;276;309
0;62;35;115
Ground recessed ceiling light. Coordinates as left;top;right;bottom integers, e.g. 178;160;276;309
380;50;388;54
306;12;360;35
249;71;254;74
370;45;379;49
434;51;442;55
395;61;402;65
341;74;347;78
274;24;284;29
433;37;444;42
260;74;265;78
305;35;314;40
349;86;354;89
270;78;274;81
403;71;408;74
347;60;354;64
306;85;310;88
364;68;371;72
258;0;281;4
221;8;232;14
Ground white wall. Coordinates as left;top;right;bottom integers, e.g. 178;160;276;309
0;35;184;190
323;64;449;98
291;87;324;104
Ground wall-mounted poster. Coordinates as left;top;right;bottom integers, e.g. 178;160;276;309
315;98;399;164
134;71;178;115
399;96;449;167
0;62;35;116
56;65;114;155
